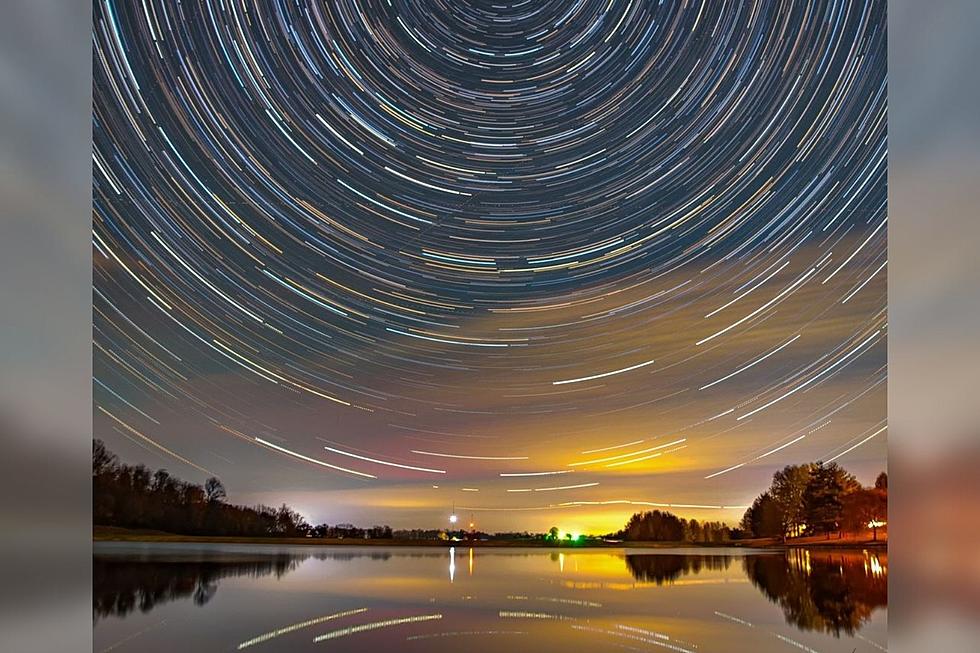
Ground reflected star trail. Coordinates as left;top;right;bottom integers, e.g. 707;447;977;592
93;0;886;532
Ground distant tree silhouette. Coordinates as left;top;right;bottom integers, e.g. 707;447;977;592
874;471;888;490
619;510;685;541
688;518;702;542
617;510;730;543
93;439;118;476
93;439;310;537
204;477;226;503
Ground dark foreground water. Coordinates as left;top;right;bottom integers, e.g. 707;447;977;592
93;543;886;652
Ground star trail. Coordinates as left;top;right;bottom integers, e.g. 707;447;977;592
93;0;886;532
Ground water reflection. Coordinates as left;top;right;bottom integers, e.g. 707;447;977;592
624;553;733;585
93;553;303;620
743;549;887;636
93;545;887;651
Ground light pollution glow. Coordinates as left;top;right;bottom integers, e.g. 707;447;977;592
93;0;886;534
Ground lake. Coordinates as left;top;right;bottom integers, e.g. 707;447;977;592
93;543;886;652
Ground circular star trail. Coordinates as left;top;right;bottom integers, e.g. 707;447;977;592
93;0;886;530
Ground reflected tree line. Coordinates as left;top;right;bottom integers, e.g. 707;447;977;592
95;549;885;636
94;550;399;619
93;554;302;620
625;554;732;585
743;550;887;636
623;550;886;635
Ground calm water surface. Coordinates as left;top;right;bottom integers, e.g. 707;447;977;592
93;543;886;652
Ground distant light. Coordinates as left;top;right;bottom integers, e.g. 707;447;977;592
449;514;458;524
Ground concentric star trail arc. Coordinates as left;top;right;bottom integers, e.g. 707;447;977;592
93;0;886;531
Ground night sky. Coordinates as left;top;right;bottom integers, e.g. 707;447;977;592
93;0;886;534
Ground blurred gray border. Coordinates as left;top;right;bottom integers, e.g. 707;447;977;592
0;2;92;652
890;2;980;651
1;1;980;651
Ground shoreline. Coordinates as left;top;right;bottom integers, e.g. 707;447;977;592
93;526;886;550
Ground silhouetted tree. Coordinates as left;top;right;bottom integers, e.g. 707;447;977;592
93;439;118;476
687;518;702;542
874;471;888;490
204;477;226;503
741;492;784;538
619;510;686;541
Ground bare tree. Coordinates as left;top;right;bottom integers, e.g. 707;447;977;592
204;477;226;503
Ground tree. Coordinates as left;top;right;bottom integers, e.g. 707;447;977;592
547;526;559;542
93;439;118;476
804;462;846;538
619;510;686;542
204;477;226;503
151;469;171;493
874;472;887;490
842;488;887;540
273;504;308;537
770;464;816;540
688;519;702;543
831;463;861;495
741;492;784;538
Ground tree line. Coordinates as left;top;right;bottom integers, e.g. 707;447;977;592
310;523;393;539
740;462;887;541
93;440;394;539
616;509;734;543
94;439;310;537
